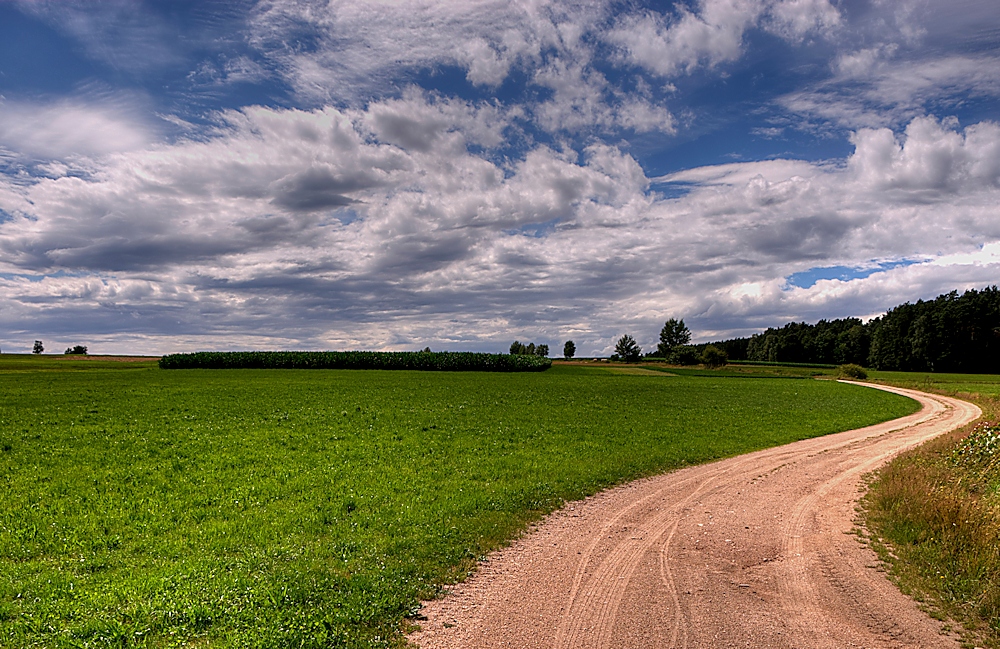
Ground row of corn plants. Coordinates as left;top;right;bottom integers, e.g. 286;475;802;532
158;350;552;372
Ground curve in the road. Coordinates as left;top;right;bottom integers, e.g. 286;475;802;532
409;383;980;649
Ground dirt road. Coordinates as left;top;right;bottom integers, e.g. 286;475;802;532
409;384;980;649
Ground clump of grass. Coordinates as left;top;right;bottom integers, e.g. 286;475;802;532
838;363;868;380
864;397;1000;646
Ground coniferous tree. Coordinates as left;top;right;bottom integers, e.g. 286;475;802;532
614;334;642;363
657;318;691;357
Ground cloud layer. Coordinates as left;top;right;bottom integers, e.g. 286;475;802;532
0;0;998;354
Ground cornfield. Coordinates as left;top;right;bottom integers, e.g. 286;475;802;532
158;350;552;372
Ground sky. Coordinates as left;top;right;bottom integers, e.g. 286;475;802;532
0;0;999;356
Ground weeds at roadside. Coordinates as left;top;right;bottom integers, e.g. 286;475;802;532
862;385;1000;649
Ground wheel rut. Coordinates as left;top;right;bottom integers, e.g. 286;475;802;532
409;384;980;649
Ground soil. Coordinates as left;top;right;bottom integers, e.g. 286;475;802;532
408;383;981;649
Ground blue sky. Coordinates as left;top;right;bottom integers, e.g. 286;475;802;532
1;0;999;355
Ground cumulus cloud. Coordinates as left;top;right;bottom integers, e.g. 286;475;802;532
531;59;676;134
849;116;1000;193
607;0;840;78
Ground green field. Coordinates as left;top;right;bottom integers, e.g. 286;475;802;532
870;369;1000;400
0;357;919;648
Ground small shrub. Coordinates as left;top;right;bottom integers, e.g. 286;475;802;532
701;345;728;369
669;345;701;366
838;363;867;379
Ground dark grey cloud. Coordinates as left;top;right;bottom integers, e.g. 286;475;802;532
270;167;369;211
746;213;860;260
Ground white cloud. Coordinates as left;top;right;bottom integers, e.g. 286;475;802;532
0;98;156;160
532;59;675;134
849;116;1000;193
781;50;1000;130
607;0;840;78
247;0;596;97
607;4;757;78
765;0;841;41
246;0;680;136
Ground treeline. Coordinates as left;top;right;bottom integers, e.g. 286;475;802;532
509;341;549;357
709;287;1000;372
159;351;552;372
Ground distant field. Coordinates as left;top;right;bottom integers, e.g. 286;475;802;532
0;356;918;648
870;369;1000;400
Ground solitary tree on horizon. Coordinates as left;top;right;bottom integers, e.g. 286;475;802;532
33;340;43;354
614;334;642;363
657;318;691;358
563;340;576;359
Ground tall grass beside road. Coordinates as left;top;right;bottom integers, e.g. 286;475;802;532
864;372;1000;646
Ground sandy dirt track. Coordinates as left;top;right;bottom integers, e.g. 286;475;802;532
409;383;981;649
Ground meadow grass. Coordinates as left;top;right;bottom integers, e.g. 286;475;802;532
864;370;1000;647
0;356;917;648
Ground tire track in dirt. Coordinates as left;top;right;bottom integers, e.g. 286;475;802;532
409;384;980;649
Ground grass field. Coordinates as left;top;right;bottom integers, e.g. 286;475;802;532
0;356;919;648
871;369;1000;400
